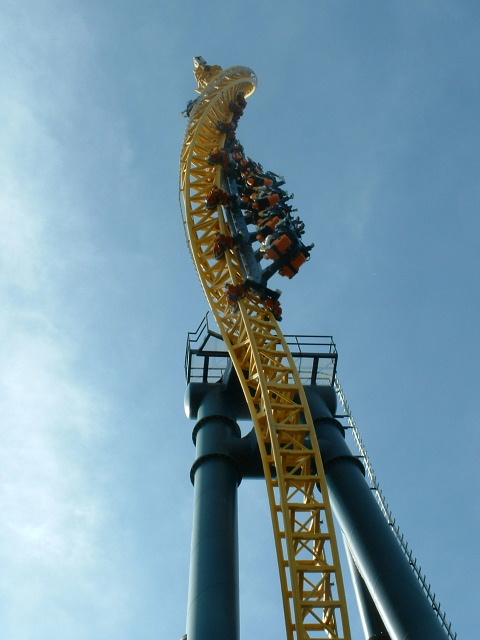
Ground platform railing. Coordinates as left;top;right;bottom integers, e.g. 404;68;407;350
185;313;337;385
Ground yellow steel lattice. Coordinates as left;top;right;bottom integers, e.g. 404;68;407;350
179;61;351;640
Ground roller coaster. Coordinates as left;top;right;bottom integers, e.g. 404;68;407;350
179;58;456;640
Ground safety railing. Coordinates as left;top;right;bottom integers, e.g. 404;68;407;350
185;313;338;386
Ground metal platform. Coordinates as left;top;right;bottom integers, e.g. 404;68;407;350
185;313;338;386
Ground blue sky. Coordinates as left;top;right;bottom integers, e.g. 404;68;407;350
1;1;478;638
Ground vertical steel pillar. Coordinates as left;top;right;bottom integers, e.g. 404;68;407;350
186;386;241;640
345;542;391;639
304;385;448;640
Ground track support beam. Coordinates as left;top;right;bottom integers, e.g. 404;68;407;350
304;385;449;640
186;386;241;640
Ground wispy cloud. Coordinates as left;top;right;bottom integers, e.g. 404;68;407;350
0;4;116;629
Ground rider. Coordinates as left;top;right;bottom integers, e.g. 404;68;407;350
206;187;230;210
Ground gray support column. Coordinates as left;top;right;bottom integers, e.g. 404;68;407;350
186;387;241;640
305;386;448;640
345;541;391;639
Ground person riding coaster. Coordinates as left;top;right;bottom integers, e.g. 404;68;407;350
252;192;283;213
205;187;230;210
213;232;236;259
217;121;237;142
261;220;314;279
208;149;231;169
255;215;283;241
214;134;311;283
225;279;283;320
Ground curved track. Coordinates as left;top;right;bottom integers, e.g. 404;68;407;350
180;60;351;640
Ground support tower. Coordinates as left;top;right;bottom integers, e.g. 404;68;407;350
179;58;456;640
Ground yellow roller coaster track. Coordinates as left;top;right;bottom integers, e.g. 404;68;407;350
179;60;351;640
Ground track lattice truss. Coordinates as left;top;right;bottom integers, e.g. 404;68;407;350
180;60;351;640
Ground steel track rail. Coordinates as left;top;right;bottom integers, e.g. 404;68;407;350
180;61;351;640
